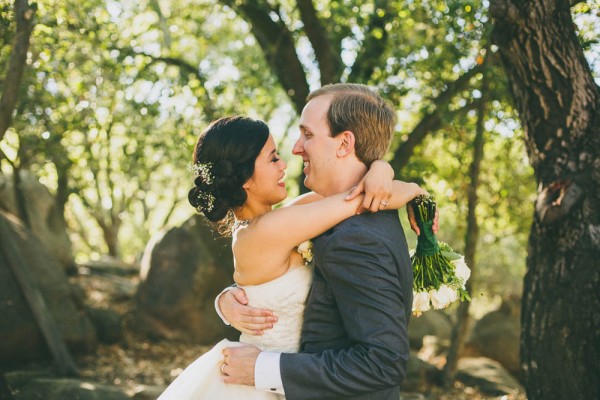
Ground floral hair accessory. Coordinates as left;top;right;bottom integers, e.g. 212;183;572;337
188;162;215;185
196;191;216;213
297;240;313;264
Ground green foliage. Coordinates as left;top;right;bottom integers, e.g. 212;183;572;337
402;96;535;297
2;0;597;300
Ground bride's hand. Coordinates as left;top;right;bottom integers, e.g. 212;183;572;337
407;193;440;236
219;288;278;335
345;160;394;213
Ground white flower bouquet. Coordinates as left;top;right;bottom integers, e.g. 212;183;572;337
409;195;471;317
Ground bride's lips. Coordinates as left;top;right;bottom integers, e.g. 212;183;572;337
277;175;286;187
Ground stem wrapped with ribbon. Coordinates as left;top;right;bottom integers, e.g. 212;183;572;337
410;195;471;317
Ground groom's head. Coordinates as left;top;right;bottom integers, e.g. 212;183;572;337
293;83;396;196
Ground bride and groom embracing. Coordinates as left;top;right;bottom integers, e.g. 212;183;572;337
159;83;437;400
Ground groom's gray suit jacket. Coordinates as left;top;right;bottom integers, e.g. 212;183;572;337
280;210;413;400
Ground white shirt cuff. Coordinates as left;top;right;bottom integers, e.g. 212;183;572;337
214;286;235;326
255;351;284;395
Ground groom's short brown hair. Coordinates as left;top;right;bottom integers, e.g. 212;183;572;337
307;83;396;166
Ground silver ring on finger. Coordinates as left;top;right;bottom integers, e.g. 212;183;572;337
380;201;389;207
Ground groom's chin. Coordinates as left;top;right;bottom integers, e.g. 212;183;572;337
303;176;315;191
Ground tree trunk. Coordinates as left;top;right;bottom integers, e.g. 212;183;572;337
443;70;488;385
12;167;30;228
220;0;310;115
490;1;600;399
0;0;36;142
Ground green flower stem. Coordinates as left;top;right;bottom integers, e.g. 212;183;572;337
409;195;471;303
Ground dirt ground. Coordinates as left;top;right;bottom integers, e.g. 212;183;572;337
3;268;526;400
74;329;524;400
75;330;523;400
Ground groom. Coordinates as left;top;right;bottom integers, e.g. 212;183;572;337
220;83;413;399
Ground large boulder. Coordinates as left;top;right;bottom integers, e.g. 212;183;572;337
464;298;521;377
9;377;129;400
408;310;453;350
0;171;74;270
134;215;238;344
457;357;524;396
0;212;97;364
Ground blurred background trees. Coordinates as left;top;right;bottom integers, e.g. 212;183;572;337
1;0;546;290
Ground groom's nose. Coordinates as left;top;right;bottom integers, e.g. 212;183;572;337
292;137;304;155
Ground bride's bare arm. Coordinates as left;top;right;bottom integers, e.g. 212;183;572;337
283;191;323;207
282;160;393;209
243;164;427;248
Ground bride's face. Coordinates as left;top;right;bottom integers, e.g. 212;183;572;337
243;134;288;206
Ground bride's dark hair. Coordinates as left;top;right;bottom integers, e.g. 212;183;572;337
188;116;269;225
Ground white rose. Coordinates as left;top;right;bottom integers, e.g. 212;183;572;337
412;291;431;317
452;257;471;287
447;286;458;303
429;285;454;310
297;240;313;262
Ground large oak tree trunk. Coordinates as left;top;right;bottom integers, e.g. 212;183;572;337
490;1;600;399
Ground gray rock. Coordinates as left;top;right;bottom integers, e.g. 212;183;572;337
4;370;54;392
12;378;129;400
134;215;238;344
0;171;74;270
0;212;97;364
80;256;139;276
404;350;442;391
400;392;426;400
465;299;521;376
86;307;122;344
457;357;524;396
408;310;453;350
131;385;165;399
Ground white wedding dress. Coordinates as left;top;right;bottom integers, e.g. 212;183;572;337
158;263;313;400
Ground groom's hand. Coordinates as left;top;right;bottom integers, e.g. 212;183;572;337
219;288;277;335
222;345;260;386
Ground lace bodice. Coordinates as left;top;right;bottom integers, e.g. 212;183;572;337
239;264;313;353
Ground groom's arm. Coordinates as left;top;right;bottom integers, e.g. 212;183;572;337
280;227;411;400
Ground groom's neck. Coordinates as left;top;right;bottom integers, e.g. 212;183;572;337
318;163;367;196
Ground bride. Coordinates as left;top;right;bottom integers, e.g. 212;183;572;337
158;115;427;399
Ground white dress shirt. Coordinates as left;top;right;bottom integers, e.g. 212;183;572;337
215;290;286;395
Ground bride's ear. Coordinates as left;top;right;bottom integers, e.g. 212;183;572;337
336;130;355;158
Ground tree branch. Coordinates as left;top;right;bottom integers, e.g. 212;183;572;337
148;0;172;49
221;0;309;114
0;0;36;141
391;63;487;172
135;51;218;121
489;0;522;24
295;0;342;84
349;0;395;82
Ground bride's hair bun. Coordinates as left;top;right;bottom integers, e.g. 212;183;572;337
188;116;269;223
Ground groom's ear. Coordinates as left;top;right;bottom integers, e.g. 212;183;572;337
336;130;355;158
